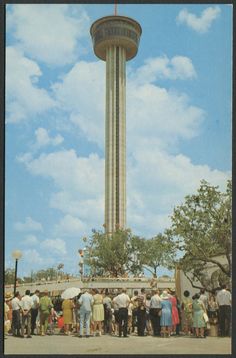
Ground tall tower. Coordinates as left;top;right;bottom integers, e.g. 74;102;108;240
90;15;142;234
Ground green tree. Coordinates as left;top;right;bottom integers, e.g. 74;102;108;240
170;180;231;291
140;233;176;276
4;268;15;284
84;229;144;277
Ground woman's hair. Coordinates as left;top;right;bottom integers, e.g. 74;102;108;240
194;293;200;300
183;290;190;297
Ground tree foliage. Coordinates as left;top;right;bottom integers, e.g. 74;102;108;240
169;180;231;290
83;229;176;277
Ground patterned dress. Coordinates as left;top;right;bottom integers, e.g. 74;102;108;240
160;299;172;327
182;297;193;326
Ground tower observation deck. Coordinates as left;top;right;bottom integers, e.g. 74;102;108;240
90;15;142;234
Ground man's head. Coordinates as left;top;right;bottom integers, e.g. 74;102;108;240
121;288;126;293
25;290;30;296
141;288;145;294
200;288;205;294
221;284;227;290
44;289;49;296
35;289;40;296
134;290;138;296
15;291;20;298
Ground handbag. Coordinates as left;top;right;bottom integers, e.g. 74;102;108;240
203;312;209;323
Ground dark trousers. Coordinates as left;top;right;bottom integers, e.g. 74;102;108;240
137;307;146;336
118;308;128;337
31;308;38;334
219;305;231;336
12;310;21;336
104;308;112;334
150;308;161;336
132;308;138;332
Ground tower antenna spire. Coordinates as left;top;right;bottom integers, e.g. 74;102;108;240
114;0;117;15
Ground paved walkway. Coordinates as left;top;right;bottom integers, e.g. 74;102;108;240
4;334;231;355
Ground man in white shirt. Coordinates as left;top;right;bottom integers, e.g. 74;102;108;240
12;291;22;337
21;290;33;338
216;284;231;337
31;290;40;335
150;289;162;336
113;288;130;337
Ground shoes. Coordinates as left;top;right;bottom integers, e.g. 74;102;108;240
27;335;32;338
86;335;90;338
78;335;83;338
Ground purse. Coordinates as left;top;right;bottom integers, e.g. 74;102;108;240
203;312;209;323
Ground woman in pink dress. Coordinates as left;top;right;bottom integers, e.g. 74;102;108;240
169;290;180;334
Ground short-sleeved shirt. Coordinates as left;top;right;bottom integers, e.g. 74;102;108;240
103;296;112;309
31;294;40;309
79;292;94;312
21;295;33;311
113;293;130;308
216;289;231;306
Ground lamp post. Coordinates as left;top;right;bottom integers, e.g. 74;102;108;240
11;250;22;295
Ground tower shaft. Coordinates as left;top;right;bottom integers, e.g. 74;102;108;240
105;46;126;233
90;15;141;234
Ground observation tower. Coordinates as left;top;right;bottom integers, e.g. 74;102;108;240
90;12;142;234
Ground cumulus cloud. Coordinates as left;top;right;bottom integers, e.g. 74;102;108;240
176;6;221;33
22;234;39;246
14;216;43;232
40;238;67;255
7;4;90;66
126;147;230;236
17;149;104;197
52;61;105;147
6;47;55;123
23;249;44;265
54;214;87;237
132;55;197;84
52;57;201;150
34;128;64;149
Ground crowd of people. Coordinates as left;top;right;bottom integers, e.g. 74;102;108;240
4;284;231;339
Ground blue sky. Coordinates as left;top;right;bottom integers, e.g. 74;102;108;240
5;4;232;278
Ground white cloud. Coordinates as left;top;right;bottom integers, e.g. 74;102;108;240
176;6;221;33
6;47;55;123
40;238;67;255
54;214;87;237
22;234;39;246
52;58;201;150
52;61;105;147
17;149;104;198
127;147;230;236
23;249;44;265
14;216;43;232
7;4;90;66
34;127;64;148
132;55;197;84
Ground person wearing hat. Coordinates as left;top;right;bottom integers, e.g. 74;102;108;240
160;290;172;338
4;292;13;336
39;289;53;336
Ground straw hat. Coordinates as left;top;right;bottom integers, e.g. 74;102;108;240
160;290;170;299
5;292;14;301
